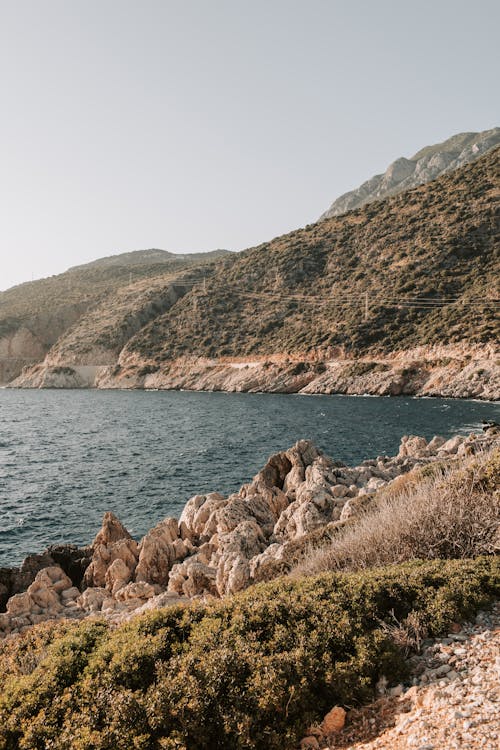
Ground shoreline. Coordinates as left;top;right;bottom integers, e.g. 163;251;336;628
1;424;498;639
2;385;500;404
6;344;499;400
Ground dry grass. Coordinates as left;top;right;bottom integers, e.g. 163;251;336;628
293;447;500;577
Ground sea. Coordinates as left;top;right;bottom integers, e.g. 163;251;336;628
0;389;498;568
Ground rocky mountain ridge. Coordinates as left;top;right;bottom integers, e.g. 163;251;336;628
320;127;500;219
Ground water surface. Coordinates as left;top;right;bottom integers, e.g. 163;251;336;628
0;389;497;567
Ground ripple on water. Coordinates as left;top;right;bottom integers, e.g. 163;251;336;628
0;390;498;567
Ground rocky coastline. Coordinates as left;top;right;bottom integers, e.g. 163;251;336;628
7;343;500;400
1;424;498;640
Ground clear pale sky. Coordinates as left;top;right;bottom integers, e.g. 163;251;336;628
1;0;498;290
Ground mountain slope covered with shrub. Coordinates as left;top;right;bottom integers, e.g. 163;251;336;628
122;146;499;367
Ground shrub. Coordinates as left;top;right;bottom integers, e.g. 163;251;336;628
0;558;498;750
294;448;500;577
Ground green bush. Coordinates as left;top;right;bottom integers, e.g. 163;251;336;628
0;558;498;750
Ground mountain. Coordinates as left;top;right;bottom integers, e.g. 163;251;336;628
320;127;500;219
0;250;230;384
7;145;499;398
68;248;229;271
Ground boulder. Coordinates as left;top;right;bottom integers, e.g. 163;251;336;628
438;435;465;454
77;587;108;613
168;557;218;597
105;558;132;594
114;581;158;601
30;565;73;594
6;591;32;617
321;706;346;734
398;435;429;458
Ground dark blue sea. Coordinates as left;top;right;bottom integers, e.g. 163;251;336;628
0;389;498;567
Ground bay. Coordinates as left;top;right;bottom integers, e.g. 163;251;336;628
0;389;498;567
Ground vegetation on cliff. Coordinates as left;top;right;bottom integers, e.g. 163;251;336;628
0;557;498;750
123;146;499;369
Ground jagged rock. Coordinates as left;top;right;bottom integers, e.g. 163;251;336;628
0;544;92;613
249;543;288;583
2;430;498;638
94;511;133;546
0;551;55;611
273;474;340;540
114;581;158;601
168;557;218;597
215;496;257;534
215;519;267;595
135;517;189;586
1;565;75;631
105;558;133;594
179;492;226;541
84;512;138;588
31;566;73;594
252;450;292;490
427;435;446;452
85;537;138;588
77;587;108;613
438;435;465;454
398;435;429;458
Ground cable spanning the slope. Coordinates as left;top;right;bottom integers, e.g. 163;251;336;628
181;279;500;314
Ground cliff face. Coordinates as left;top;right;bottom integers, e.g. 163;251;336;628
320;127;500;219
89;344;499;400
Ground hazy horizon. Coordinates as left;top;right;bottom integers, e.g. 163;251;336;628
1;0;499;291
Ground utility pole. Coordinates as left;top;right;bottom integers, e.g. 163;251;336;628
202;276;207;293
364;291;369;321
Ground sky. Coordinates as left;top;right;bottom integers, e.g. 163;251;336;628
0;0;499;290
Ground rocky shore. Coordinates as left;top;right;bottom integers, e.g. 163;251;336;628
8;345;500;400
1;425;498;640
